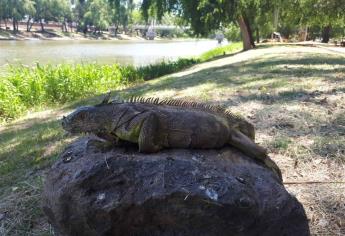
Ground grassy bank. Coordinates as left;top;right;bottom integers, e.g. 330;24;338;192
0;42;242;120
0;45;345;235
199;42;243;61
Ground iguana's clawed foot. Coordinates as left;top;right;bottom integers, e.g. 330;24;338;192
87;139;113;152
87;137;135;152
263;158;282;182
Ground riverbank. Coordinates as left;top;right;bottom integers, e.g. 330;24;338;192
0;29;204;41
0;28;148;41
0;42;243;120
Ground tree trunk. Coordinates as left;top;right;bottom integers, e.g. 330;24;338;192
237;16;254;51
12;18;16;31
114;25;118;36
256;27;260;43
321;25;331;43
40;19;45;32
26;17;31;32
63;18;68;32
299;26;308;42
243;16;255;47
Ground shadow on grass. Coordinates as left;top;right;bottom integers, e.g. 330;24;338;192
0;118;66;189
2;47;344;183
237;87;345;105
1;46;344;235
108;53;345;100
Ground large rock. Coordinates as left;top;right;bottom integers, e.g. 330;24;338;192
42;137;310;236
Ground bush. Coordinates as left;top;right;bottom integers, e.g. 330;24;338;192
224;23;242;42
137;58;198;81
0;58;198;120
0;43;241;120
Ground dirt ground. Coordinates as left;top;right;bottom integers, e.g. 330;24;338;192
0;44;344;235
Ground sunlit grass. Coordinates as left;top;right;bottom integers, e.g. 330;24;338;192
199;42;243;61
0;45;345;235
0;43;244;121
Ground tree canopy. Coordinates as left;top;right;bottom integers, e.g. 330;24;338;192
0;0;344;45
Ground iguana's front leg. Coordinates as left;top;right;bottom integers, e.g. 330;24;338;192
96;132;122;145
138;113;161;153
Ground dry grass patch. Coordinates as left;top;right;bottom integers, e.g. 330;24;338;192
1;45;345;235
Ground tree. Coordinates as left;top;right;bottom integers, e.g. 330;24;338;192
4;0;35;31
276;0;345;42
24;0;36;31
34;0;52;31
108;0;134;35
51;0;72;32
140;0;272;50
74;0;88;33
0;0;9;29
83;0;111;33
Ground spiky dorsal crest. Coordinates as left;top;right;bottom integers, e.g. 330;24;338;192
116;96;246;122
100;91;112;105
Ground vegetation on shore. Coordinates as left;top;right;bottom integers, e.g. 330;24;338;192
0;42;242;120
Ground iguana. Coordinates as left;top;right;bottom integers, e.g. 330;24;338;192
62;95;282;180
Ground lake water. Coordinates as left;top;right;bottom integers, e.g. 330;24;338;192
0;40;224;67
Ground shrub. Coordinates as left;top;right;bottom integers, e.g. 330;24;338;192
0;59;197;120
137;58;198;81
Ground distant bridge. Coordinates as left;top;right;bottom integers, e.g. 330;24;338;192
132;25;189;31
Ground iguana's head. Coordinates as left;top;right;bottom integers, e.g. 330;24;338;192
62;106;112;134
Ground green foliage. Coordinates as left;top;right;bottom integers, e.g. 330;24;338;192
137;58;198;80
83;0;110;31
271;136;291;150
0;43;245;120
224;23;242;42
0;58;199;120
1;0;345;42
0;0;35;31
199;42;243;61
141;0;238;36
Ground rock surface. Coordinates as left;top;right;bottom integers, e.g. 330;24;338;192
42;137;310;236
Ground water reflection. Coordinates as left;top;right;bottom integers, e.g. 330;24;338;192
0;40;225;66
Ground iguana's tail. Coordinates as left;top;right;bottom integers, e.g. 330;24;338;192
229;129;282;181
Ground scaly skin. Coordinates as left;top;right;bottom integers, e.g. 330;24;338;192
62;97;282;180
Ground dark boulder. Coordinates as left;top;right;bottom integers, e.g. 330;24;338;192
42;137;310;236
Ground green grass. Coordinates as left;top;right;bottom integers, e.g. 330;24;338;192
271;136;292;150
0;58;198;120
0;117;67;235
1;45;344;235
199;42;243;61
0;29;12;37
0;43;243;121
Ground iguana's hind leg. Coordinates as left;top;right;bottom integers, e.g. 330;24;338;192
138;113;161;153
229;129;282;181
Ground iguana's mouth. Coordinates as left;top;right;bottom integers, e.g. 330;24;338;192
61;116;69;130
